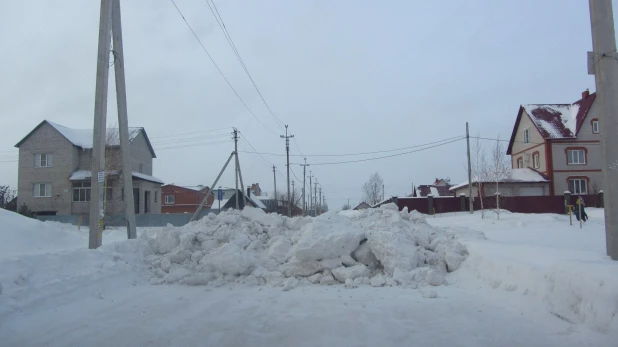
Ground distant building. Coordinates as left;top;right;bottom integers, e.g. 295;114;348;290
161;185;214;214
449;168;551;197
353;202;371;210
413;178;454;197
250;183;262;196
14;120;162;216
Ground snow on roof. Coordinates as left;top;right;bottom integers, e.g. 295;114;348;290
69;170;164;185
249;192;267;209
450;168;549;191
47;121;143;149
212;199;230;210
521;93;595;139
429;187;440;197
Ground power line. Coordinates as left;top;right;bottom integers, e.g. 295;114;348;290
203;0;285;130
306;137;464;166
148;127;233;139
168;0;278;136
154;139;232;151
240;136;465;158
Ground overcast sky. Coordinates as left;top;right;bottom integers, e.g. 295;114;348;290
1;0;614;209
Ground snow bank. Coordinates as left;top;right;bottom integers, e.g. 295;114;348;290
145;204;468;288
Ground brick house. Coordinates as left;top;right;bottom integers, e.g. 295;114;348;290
14;120;163;216
506;90;602;195
161;185;214;214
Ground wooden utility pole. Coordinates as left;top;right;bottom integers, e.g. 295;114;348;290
90;0;137;248
466;122;473;214
301;158;309;216
233;129;239;209
589;0;618;259
280;125;294;217
273;165;277;212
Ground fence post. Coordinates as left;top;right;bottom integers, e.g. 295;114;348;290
599;190;604;208
427;194;434;216
564;191;571;215
460;194;466;212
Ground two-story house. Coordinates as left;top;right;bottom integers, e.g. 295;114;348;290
506;90;602;196
15;120;163;216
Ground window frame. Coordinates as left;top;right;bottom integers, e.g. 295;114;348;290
566;148;587;165
34;153;52;168
532;152;540;169
164;195;175;204
33;183;52;197
154;191;159;203
517;157;524;169
523;129;530;144
73;181;92;202
569;178;588;195
592;120;600;134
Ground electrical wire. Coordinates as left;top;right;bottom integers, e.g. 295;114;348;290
154;139;232;151
148;127;233;139
240;136;465;157
169;0;278;136
204;0;286;130
306;137;464;166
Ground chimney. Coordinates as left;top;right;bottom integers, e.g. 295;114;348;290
247;187;251;198
582;89;590;99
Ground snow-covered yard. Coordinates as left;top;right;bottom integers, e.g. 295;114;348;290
0;207;616;346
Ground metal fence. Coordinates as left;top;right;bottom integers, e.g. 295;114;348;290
36;209;218;228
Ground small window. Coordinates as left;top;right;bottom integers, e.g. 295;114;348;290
73;181;91;202
154;191;159;203
164;195;175;204
592;120;600;134
34;154;52;168
33;183;52;197
533;153;540;169
523;129;530;144
569;179;588;194
567;149;586;165
517;158;524;168
105;187;113;201
139;163;143;173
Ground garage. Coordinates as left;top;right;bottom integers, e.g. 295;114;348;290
518;186;545;196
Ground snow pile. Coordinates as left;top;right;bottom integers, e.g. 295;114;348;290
145;204;468;288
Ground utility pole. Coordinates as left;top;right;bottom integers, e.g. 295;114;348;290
233;128;239;209
314;180;318;217
319;187;322;215
273;165;277;212
589;0;618;260
301;159;309;216
89;0;137;248
466;122;473;214
292;180;295;210
280;125;294;217
309;172;313;216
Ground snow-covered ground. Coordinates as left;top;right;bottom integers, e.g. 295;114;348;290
1;207;616;346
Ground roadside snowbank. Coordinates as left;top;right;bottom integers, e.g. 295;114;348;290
146;205;468;288
429;210;618;333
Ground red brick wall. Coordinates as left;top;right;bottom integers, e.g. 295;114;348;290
161;185;213;214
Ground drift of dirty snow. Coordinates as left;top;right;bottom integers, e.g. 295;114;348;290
146;204;468;288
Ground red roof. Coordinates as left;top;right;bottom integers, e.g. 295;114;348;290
507;92;596;154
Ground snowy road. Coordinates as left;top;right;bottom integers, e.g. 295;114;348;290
1;280;611;347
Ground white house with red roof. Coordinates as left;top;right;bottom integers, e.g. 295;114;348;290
506;90;602;196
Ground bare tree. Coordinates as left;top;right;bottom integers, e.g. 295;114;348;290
362;172;384;206
275;188;302;215
470;136;489;218
0;185;17;210
342;203;351;211
487;137;512;219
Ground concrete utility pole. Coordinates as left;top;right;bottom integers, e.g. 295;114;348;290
291;180;295;214
273;165;277;212
190;152;235;221
89;0;137;248
466;122;473;214
319;187;322;215
301;159;309;216
589;0;618;260
233;129;239;209
314;180;318;217
309;172;313;215
280;125;294;217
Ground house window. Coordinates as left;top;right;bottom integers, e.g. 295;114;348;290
569;178;588;195
567;149;586;165
164;195;175;204
154;191;159;203
139;163;143;173
533;153;540;169
33;183;52;197
517;158;524;168
523;129;530;144
34;153;52;168
73;181;91;202
592;120;600;134
105;187;113;201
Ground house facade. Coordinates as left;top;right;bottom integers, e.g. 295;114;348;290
15;120;163;216
161;185;214;214
449;168;551;197
507;90;602;196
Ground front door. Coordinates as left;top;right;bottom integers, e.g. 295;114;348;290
144;191;150;214
133;188;140;214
